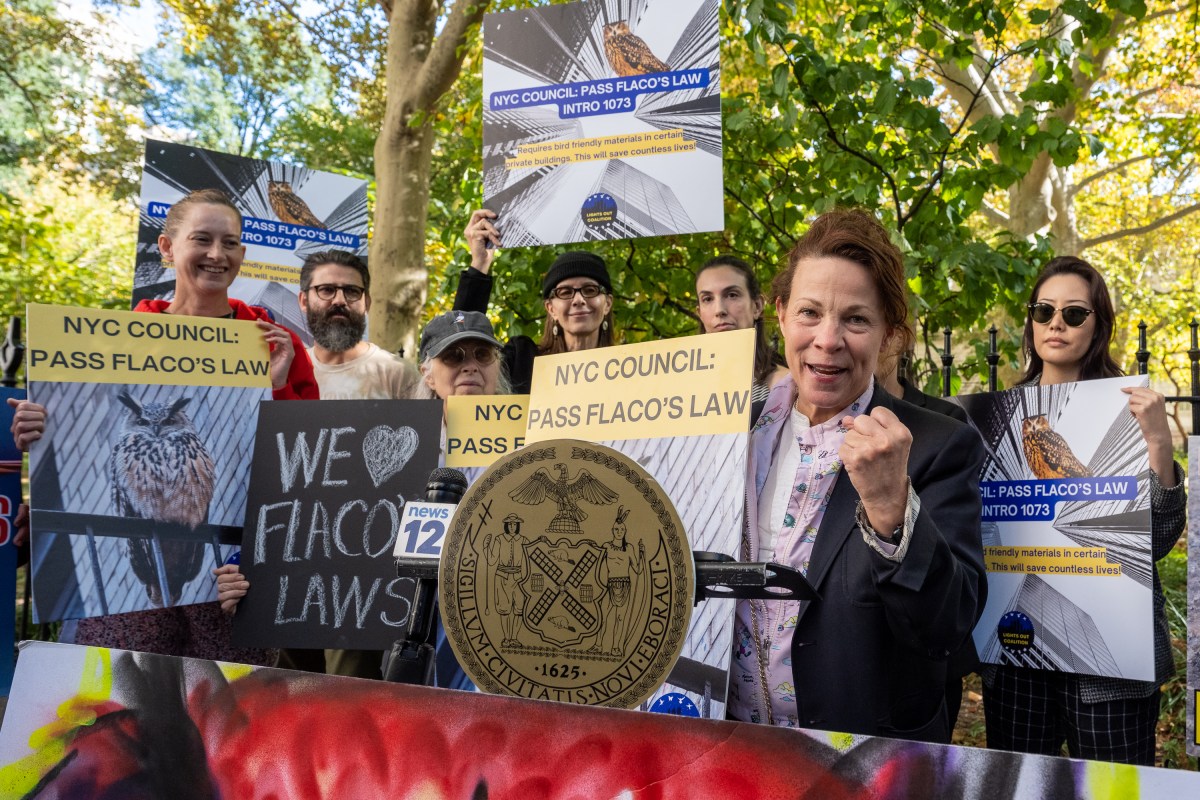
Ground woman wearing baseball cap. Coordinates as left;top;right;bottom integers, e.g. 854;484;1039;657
454;210;617;392
416;309;509;400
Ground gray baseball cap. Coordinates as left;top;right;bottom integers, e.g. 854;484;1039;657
418;310;503;362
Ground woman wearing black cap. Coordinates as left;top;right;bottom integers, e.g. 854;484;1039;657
455;209;616;393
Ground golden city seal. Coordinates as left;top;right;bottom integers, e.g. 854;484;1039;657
439;439;693;708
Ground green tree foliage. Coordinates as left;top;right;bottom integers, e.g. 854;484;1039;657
724;0;1198;389
0;0;145;196
0;169;134;327
143;12;331;158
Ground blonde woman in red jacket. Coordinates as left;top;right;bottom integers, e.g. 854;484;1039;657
8;189;317;665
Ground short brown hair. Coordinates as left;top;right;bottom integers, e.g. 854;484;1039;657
773;208;914;353
300;250;370;293
163;189;242;238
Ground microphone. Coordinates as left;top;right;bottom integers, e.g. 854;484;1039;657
425;467;467;505
384;467;467;685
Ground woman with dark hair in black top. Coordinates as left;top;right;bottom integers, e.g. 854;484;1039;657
982;255;1185;766
453;209;616;393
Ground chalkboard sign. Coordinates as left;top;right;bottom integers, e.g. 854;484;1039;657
232;399;442;649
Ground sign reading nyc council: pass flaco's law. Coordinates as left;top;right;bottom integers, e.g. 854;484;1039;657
525;329;754;443
25;304;270;388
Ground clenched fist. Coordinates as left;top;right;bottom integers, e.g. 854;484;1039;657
839;406;911;534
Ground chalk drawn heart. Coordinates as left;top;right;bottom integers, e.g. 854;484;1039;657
362;425;419;488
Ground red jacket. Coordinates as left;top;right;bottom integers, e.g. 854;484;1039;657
133;298;319;401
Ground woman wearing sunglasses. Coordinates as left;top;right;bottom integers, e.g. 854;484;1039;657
982;255;1185;766
456;210;616;393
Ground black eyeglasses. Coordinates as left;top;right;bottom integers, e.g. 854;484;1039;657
1028;302;1094;327
437;344;499;367
550;284;606;301
309;284;365;303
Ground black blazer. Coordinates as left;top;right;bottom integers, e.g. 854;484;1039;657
777;387;986;742
898;376;969;423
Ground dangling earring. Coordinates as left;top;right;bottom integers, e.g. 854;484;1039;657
601;320;609;332
553;322;560;337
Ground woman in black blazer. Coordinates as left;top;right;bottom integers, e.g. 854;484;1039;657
729;208;987;743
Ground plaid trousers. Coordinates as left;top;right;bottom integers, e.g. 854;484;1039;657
984;667;1160;765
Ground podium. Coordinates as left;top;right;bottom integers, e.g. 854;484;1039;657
1;641;1196;798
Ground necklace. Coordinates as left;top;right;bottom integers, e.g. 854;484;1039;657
747;596;776;726
742;517;778;727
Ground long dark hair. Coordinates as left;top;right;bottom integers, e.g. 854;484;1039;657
696;255;784;386
1018;256;1124;384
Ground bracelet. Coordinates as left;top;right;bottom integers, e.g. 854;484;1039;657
854;501;901;543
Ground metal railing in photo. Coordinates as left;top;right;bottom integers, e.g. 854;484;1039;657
30;511;240;621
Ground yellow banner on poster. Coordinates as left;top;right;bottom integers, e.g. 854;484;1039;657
525;329;754;444
983;546;1123;577
238;260;301;284
445;395;530;468
26;304;271;388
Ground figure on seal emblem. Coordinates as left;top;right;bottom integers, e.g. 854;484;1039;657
592;505;648;656
484;513;530;647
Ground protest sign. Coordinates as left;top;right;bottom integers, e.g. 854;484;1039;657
482;0;722;246
445;395;529;468
525;330;753;444
0;386;24;694
232;399;441;649
958;376;1154;680
134;140;369;343
25;304;270;622
524;330;753;718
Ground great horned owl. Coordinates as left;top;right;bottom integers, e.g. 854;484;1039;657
110;390;215;607
268;180;324;228
603;21;670;77
1022;415;1091;479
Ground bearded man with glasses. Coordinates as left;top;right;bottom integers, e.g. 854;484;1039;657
249;250;422;681
298;250;421;401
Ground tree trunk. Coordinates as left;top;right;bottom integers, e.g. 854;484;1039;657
368;0;490;358
370;117;435;359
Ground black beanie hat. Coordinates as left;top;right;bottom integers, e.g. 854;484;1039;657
541;251;612;298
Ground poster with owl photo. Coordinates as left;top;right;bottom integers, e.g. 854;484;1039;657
24;304;272;622
956;375;1155;680
481;0;722;246
134;139;369;345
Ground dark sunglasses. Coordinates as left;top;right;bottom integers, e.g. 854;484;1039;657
1028;302;1094;327
437;344;499;367
309;284;365;303
550;283;606;301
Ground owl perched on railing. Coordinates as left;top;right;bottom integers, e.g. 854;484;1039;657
110;390;215;607
1022;415;1092;479
603;21;669;77
268;180;324;228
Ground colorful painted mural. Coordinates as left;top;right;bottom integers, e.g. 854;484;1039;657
0;641;1196;799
